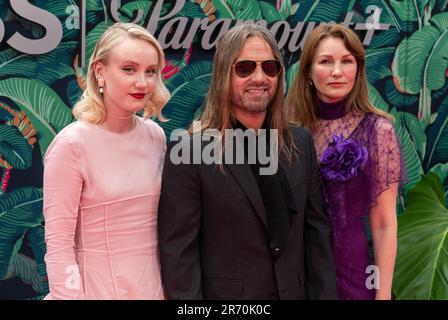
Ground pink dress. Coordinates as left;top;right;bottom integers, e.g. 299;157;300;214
43;116;166;299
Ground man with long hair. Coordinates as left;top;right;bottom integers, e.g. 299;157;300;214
157;23;336;300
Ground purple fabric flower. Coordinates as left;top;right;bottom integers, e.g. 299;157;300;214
320;134;368;182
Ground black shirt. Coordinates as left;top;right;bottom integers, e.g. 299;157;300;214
233;120;297;259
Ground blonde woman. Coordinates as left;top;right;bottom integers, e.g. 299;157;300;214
43;22;170;299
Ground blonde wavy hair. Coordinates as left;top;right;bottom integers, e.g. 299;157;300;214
73;22;170;123
286;24;393;129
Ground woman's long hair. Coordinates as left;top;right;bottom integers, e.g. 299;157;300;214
286;24;393;130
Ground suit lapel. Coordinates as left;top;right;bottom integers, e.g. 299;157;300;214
224;163;268;229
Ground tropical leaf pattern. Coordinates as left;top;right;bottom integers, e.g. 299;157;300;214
424;94;448;168
392;12;448;124
0;42;78;84
0;187;43;278
0;0;446;299
259;1;283;23
0;125;32;170
0;78;74;160
393;173;448;299
157;60;213;137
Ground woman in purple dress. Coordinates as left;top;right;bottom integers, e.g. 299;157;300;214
286;24;405;300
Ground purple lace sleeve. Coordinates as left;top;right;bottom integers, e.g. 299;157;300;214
369;117;407;207
312;111;407;299
315;113;407;228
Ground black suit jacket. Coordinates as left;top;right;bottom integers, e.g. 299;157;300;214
157;126;337;299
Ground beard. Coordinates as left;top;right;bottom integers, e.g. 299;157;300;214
230;86;275;114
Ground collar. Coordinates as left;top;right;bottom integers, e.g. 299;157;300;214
318;98;348;120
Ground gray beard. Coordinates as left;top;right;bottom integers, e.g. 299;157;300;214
231;95;271;114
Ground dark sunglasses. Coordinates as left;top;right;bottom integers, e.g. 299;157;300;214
232;59;282;78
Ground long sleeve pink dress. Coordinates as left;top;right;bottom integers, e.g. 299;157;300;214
43;116;166;299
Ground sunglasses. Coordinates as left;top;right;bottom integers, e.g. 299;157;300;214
232;59;282;78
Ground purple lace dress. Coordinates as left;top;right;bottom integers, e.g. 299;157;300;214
312;99;404;300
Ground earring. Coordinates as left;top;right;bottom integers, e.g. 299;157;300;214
98;78;104;94
308;79;313;86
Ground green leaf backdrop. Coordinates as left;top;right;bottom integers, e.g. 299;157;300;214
0;0;447;299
